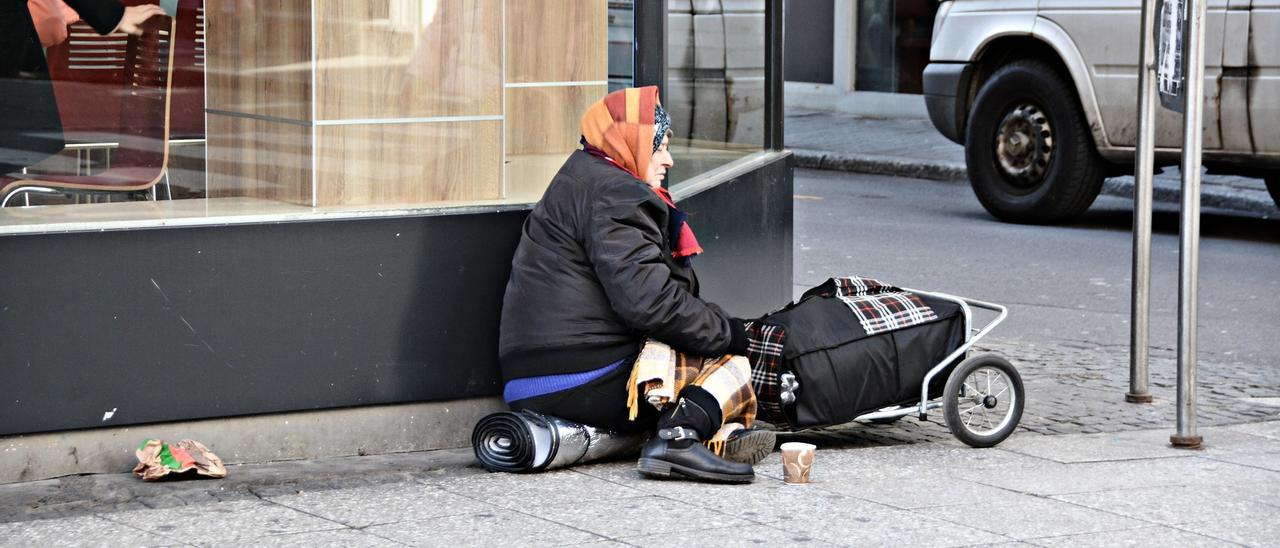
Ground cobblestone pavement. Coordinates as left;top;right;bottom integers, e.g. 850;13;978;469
779;339;1280;448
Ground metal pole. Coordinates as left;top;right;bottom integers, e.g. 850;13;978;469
1172;0;1206;449
633;0;668;104
1127;0;1159;404
764;0;785;151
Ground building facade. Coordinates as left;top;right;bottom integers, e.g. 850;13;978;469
0;0;792;483
784;0;939;117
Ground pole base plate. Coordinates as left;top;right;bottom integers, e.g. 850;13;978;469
1125;392;1154;403
1170;435;1203;449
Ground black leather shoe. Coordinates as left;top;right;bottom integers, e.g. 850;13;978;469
722;428;776;465
636;427;754;484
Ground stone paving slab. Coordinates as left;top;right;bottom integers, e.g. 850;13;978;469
361;509;603;547
1174;511;1280;547
782;502;1007;547
919;496;1149;541
532;494;751;540
812;471;1032;510
0;514;181;547
578;463;860;525
1202;442;1280;473
1227;420;1280;441
1;423;1277;546
995;428;1200;463
620;523;839;547
967;457;1275;499
1052;484;1278;527
234;528;405;548
0;448;478;524
97;499;344;546
432;467;644;510
1024;526;1238;548
266;482;488;528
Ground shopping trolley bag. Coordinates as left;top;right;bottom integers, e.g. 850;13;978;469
746;277;966;429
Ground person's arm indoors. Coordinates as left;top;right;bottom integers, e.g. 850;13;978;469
63;1;164;36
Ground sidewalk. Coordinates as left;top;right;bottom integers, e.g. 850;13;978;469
786;109;1279;217
2;422;1277;546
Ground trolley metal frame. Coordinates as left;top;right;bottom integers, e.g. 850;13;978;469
847;289;1009;424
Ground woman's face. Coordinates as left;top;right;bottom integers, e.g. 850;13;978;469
644;135;674;187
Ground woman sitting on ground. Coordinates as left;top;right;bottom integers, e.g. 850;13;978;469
498;86;773;483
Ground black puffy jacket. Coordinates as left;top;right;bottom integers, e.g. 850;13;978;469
499;150;747;381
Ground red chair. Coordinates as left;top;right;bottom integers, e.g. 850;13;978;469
44;21;129;143
2;15;177;207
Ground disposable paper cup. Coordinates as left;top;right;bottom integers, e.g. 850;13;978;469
780;442;816;484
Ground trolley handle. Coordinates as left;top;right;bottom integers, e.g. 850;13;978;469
903;288;1009;420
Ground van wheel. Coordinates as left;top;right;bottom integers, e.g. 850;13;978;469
965;60;1105;224
1265;174;1280;210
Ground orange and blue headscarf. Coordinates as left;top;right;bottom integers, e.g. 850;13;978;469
580;87;703;264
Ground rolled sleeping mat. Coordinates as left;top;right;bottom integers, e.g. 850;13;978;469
472;410;647;473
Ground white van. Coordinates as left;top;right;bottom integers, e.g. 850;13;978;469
923;0;1279;223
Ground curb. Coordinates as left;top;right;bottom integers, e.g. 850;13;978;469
792;148;1277;216
792;149;967;182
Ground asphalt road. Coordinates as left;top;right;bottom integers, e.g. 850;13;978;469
792;168;1280;367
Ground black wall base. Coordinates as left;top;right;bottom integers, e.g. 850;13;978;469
0;153;792;436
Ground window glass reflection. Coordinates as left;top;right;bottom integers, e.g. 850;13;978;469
664;0;765;187
0;0;772;231
0;0;618;228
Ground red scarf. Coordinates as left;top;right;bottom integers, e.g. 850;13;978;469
651;185;703;261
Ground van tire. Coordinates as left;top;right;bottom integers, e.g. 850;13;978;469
965;60;1105;224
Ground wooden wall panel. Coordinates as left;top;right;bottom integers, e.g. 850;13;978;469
505;85;606;155
204;0;312;121
505;0;607;83
504;84;605;202
504;154;567;203
315;121;501;206
315;0;502;120
206;114;313;205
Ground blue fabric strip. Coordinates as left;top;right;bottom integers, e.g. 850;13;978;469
503;358;628;403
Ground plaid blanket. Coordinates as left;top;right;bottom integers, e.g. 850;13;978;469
626;340;757;450
821;276;937;335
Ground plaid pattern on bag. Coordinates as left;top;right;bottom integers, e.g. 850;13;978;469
744;321;788;423
825;276;937;335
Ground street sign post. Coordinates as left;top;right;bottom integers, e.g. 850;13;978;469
1128;0;1159;405
1172;0;1206;449
1130;0;1205;449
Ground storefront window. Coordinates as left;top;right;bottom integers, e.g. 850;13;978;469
0;0;619;230
665;0;766;186
0;0;774;232
855;0;934;94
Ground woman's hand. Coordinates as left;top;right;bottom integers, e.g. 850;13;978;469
111;4;166;36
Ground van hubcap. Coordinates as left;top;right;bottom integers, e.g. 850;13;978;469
995;103;1053;188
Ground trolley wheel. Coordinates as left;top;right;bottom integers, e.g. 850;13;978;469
944;354;1024;448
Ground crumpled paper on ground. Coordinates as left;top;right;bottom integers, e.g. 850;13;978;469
133;439;226;481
